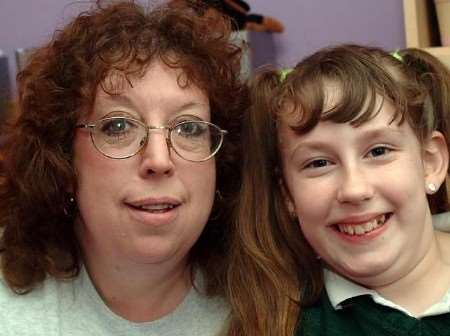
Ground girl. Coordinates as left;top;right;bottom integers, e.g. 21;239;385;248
225;44;450;335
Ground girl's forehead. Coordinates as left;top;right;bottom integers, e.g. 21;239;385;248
277;80;342;124
277;94;401;140
278;74;404;135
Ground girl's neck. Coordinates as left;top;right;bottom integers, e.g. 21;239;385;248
373;230;450;316
82;250;193;322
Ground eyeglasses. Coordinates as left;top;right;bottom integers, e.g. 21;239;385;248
75;116;228;162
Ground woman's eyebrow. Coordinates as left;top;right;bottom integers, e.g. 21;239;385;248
175;102;209;112
96;94;136;109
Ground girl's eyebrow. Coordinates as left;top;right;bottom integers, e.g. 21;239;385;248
356;127;404;142
288;127;405;159
288;141;333;161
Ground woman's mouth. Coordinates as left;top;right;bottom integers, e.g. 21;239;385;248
131;203;179;214
125;198;182;226
335;213;392;236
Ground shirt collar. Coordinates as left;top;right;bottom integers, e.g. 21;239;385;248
323;267;375;310
323;268;450;318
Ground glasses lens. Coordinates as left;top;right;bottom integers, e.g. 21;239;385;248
93;117;146;158
171;121;223;161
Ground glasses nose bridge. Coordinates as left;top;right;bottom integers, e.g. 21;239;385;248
142;124;170;139
145;124;169;133
141;124;172;152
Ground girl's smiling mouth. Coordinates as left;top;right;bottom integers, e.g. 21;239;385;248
333;213;392;236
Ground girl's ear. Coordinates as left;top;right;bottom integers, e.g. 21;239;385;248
423;131;449;194
279;177;297;219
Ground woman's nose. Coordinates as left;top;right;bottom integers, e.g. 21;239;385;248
138;131;174;177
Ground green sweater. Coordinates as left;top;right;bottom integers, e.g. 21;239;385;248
297;291;450;336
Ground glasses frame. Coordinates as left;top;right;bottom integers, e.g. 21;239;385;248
75;116;228;162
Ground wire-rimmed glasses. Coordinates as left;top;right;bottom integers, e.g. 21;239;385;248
75;116;228;162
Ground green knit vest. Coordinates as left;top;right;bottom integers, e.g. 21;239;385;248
296;291;450;336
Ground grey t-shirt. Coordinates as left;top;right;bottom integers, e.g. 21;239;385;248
0;267;229;336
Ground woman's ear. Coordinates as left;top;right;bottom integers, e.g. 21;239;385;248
423;131;449;194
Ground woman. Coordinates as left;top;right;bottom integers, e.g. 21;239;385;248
0;1;247;335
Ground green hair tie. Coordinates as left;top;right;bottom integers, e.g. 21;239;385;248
391;49;403;62
279;68;293;82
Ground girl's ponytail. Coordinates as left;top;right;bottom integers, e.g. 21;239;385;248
400;48;450;212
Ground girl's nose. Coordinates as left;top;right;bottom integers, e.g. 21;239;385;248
336;165;374;204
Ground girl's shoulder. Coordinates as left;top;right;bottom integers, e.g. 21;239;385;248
433;212;450;232
436;230;450;262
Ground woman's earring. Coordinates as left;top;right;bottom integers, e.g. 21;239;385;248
426;183;438;195
289;210;298;221
215;190;223;201
208;190;223;222
63;194;77;217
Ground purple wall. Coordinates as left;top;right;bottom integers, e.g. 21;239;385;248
0;1;96;93
249;0;405;68
0;0;405;93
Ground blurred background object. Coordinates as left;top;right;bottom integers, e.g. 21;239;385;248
15;48;34;72
434;0;450;46
169;0;284;78
1;0;406;86
0;50;10;165
0;50;11;121
201;0;284;33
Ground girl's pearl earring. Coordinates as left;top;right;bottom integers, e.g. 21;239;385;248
427;183;437;194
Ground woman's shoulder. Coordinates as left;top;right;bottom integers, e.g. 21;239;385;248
0;272;64;304
0;275;72;335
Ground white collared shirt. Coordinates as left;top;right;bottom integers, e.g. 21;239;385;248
324;268;450;318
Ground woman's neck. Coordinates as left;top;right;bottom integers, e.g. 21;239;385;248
82;250;193;322
373;231;450;316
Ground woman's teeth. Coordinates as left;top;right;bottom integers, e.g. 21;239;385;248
137;204;176;213
337;214;387;236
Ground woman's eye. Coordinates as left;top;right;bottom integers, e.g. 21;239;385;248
175;122;207;138
304;159;330;169
367;146;391;158
100;118;133;136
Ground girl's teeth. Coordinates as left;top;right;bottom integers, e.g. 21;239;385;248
354;225;365;235
337;214;387;235
377;214;386;225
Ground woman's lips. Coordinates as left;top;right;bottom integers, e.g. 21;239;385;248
125;198;181;226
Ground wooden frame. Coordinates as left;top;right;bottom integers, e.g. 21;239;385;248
403;0;450;68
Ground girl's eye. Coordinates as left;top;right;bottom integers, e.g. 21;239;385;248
367;146;391;158
304;159;331;169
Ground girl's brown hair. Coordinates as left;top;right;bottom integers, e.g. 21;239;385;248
225;44;450;335
0;0;248;295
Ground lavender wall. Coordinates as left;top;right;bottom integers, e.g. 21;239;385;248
0;1;96;93
249;0;405;68
0;0;405;94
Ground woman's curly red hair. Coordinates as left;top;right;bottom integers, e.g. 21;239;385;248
0;0;248;294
